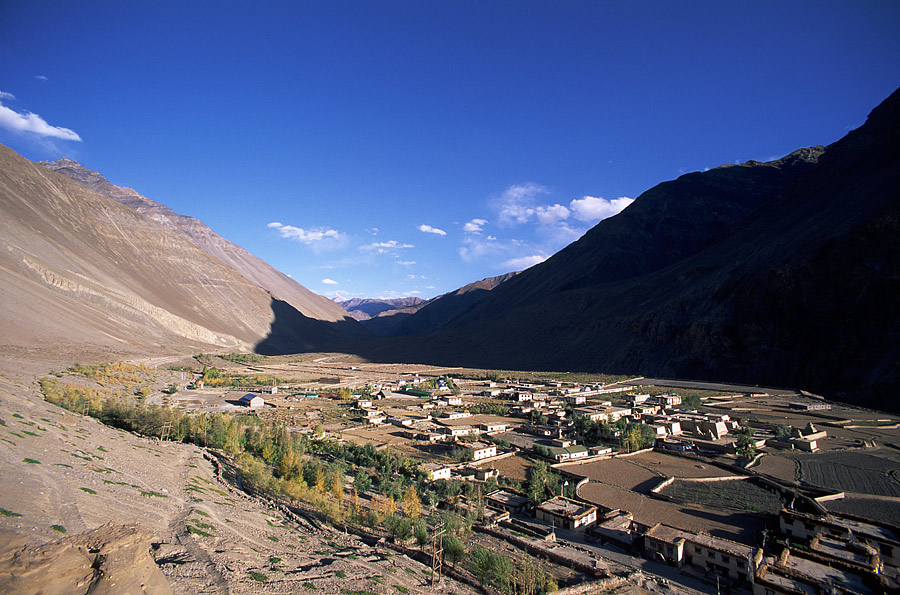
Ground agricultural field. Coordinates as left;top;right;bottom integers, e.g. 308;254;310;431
625;451;739;479
660;478;786;514
752;454;799;483
564;458;662;493
824;496;900;529
484;454;533;483
793;450;900;497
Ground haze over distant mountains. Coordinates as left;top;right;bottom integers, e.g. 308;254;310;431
375;87;900;409
1;88;897;410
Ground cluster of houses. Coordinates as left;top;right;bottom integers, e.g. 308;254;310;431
462;486;898;592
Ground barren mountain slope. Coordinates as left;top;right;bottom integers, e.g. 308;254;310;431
40;158;354;324
0;145;353;358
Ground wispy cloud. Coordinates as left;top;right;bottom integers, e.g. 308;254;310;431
396;260;416;266
0;90;81;141
502;254;548;270
569;196;633;222
322;278;338;285
35;75;48;82
418;224;447;236
463;218;487;233
496;183;551;225
268;222;344;244
362;239;414;256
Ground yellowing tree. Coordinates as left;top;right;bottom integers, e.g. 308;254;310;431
331;470;344;503
381;495;397;517
403;485;421;519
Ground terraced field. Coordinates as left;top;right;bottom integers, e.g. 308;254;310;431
661;478;786;514
795;450;900;497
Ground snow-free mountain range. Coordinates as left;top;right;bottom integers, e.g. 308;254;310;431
2;88;898;410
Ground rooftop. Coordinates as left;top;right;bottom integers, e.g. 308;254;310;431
538;496;596;519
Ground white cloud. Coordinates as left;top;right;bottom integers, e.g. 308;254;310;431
426;285;436;289
497;183;551;225
366;227;379;235
535;204;570;224
569;196;633;222
322;278;338;285
267;222;344;244
463;218;487;233
35;75;48;82
0;91;81;141
418;224;447;236
502;254;548;270
366;240;413;250
396;260;416;266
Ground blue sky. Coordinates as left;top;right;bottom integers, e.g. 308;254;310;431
2;1;899;300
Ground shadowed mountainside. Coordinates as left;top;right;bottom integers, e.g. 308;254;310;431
360;271;520;336
365;88;900;410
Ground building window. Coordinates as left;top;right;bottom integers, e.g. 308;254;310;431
721;555;730;564
695;546;701;554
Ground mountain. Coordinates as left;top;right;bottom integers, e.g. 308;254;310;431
360;271;520;336
378;88;900;409
337;297;426;321
39;158;350;324
0;145;360;359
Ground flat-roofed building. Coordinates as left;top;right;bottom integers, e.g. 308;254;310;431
780;509;900;573
486;489;530;513
466;442;497;461
536;496;598;531
645;524;761;585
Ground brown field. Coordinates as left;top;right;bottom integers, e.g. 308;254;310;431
485;454;533;482
577;482;765;545
752;454;799;483
563;458;662;493
625;451;739;479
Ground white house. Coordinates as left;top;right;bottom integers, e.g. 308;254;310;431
423;462;452;481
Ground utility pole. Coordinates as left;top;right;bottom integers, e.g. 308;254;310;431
430;520;445;586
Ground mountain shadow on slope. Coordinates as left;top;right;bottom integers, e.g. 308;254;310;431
255;297;370;355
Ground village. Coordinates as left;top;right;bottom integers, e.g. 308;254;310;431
166;355;900;594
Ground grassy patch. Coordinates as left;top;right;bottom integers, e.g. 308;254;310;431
50;525;67;534
187;526;213;538
335;571;346;578
55;463;73;468
21;431;39;437
194;509;211;517
392;586;409;594
140;490;167;498
269;556;282;564
9;432;24;439
191;520;215;530
404;568;416;575
303;582;317;590
23;458;41;464
12;413;24;419
70;452;92;461
371;576;385;585
97;446;109;452
267;535;279;542
0;508;22;517
248;571;268;583
79;487;97;494
341;590;377;595
386;568;397;573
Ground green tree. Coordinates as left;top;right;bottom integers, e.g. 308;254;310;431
443;535;465;566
